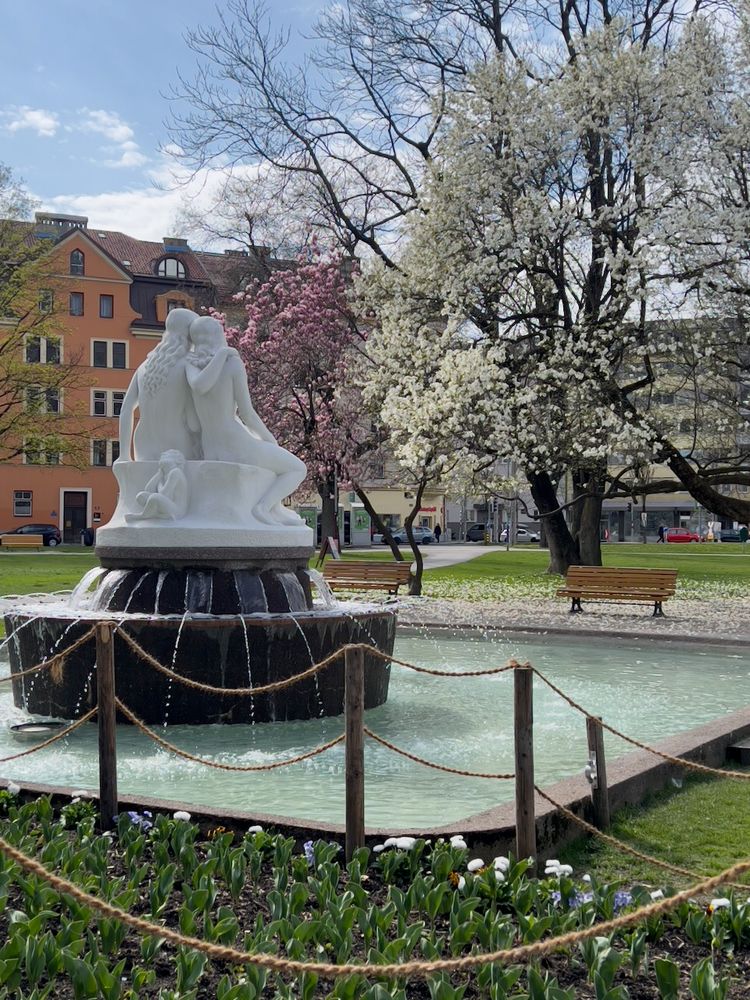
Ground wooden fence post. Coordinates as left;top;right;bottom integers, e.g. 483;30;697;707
95;622;118;831
586;715;610;830
514;663;536;871
344;645;365;861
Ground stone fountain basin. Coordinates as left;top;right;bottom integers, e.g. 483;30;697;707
5;609;396;725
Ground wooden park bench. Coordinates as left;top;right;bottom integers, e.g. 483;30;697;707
323;560;412;596
0;534;44;550
557;566;678;618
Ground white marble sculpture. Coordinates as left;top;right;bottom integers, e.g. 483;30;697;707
100;309;312;552
124;450;189;522
186;316;306;526
118;308;201;461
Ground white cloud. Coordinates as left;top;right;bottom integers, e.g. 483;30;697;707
38;156;251;242
78;109;135;144
5;106;59;137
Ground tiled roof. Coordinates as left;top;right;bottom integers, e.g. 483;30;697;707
85;230;213;283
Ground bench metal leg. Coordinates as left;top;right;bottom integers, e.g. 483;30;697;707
653;601;665;618
570;597;583;614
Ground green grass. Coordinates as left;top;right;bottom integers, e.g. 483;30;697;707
559;768;750;889
0;550;98;595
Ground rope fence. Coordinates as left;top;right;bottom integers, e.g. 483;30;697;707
0;831;749;980
534;784;750;891
0;707;97;764
3;621;748;891
115;697;345;771
532;666;750;781
0;626;96;685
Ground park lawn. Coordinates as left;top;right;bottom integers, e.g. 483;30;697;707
559;767;750;890
0;551;98;596
426;544;750;584
0;544;748;600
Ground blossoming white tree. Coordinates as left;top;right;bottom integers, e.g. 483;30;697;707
362;11;750;571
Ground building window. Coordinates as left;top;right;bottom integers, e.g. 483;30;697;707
26;387;60;414
46;338;60;364
91;389;125;416
93;390;107;416
92;439;119;466
91;340;127;369
93;341;108;367
92;440;108;466
13;490;32;517
157;257;186;279
25;337;40;363
38;289;54;313
99;294;114;319
69;292;84;316
24;440;60;465
70;250;85;275
112;342;126;368
166;299;187;313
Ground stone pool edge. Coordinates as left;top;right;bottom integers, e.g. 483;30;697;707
3;704;748;860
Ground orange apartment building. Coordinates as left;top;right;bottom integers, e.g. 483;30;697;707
0;212;266;542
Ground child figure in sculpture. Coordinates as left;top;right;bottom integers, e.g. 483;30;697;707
125;450;189;522
118;308;201;461
186;316;306;526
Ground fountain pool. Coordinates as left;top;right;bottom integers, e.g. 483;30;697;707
1;627;747;829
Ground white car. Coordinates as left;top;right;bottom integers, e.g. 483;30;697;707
499;526;539;543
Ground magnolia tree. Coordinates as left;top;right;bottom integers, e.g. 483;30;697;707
224;250;394;549
362;13;750;573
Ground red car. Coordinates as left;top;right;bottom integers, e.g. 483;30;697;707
665;527;700;543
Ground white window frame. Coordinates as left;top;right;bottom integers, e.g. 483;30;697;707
13;490;32;517
24;335;62;364
90;439;120;466
23;439;61;465
90;340;129;369
90;388;125;417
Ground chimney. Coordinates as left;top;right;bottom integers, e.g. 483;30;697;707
163;237;189;251
34;212;89;238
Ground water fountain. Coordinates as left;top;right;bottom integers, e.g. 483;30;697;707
4;311;395;724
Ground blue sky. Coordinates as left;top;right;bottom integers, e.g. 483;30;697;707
1;0;318;241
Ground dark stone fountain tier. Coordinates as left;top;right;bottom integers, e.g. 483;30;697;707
4;562;397;724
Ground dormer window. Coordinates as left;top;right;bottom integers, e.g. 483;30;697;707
70;249;85;275
157;257;186;279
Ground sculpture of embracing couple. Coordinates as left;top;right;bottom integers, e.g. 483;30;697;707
118;308;305;527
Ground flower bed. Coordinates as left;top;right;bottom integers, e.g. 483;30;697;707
0;791;748;998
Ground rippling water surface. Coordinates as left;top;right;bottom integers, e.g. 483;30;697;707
1;627;747;827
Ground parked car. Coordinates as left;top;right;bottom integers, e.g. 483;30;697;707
465;523;487;542
665;527;700;543
0;523;61;546
703;527;744;543
717;528;743;543
499;526;540;543
381;525;434;544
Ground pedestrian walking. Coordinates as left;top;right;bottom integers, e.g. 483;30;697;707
434;523;442;543
657;524;666;543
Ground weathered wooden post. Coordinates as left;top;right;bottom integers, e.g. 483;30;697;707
344;644;365;861
95;621;118;831
586;715;610;830
514;662;536;871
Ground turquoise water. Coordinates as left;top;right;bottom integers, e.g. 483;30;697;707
1;628;748;828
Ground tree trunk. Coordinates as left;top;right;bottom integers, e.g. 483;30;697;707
318;475;338;550
404;479;429;596
526;469;581;576
571;463;605;566
353;483;404;561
